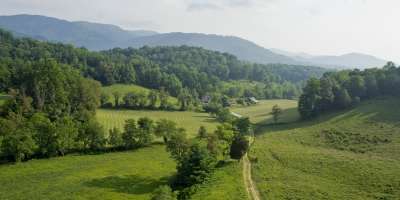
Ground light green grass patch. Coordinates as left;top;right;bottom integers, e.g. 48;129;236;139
0;145;175;200
191;162;248;200
97;109;218;137
251;97;400;199
231;99;299;124
0;93;11;106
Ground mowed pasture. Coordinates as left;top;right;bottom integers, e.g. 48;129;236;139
250;97;400;199
0;145;175;200
97;109;218;137
231;99;299;124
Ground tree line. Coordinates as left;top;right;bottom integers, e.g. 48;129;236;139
299;62;400;119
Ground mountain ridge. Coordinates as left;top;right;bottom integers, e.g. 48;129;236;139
0;14;387;68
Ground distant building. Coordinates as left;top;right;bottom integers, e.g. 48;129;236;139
201;95;211;104
248;97;259;104
230;112;242;118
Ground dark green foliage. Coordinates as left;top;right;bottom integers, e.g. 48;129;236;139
100;92;111;107
151;185;177;200
214;123;235;158
229;136;249;160
177;88;192;111
112;91;121;108
30;113;58;157
136;117;154;146
174;143;217;189
197;126;208;139
148;90;159;109
154;119;179;143
233;117;251;135
298;78;321;119
215;108;234;123
334;88;352;108
55;116;78;156
79;118;106;151
299;63;400;119
121;117;154;149
165;129;190;162
0;113;36;162
122;119;138;149
271;105;283;123
108;127;123;148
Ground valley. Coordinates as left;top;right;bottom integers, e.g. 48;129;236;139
0;8;399;200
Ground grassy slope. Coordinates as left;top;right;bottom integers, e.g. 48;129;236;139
192;99;297;200
97;109;218;137
0;145;175;200
191;162;248;200
251;97;400;199
102;84;177;105
231;99;298;124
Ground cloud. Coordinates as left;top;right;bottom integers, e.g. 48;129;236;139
186;0;264;11
187;2;222;11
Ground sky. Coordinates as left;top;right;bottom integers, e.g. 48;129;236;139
0;0;399;62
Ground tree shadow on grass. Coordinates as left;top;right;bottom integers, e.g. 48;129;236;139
84;175;171;195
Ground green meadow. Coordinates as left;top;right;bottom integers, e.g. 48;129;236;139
232;99;299;124
250;97;400;199
0;145;175;200
191;162;248;200
97;109;219;137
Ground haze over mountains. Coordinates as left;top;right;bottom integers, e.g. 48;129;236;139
0;14;387;69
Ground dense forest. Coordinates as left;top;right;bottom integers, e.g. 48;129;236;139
0;29;327;100
298;62;400;119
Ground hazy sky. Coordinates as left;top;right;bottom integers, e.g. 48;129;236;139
1;0;399;62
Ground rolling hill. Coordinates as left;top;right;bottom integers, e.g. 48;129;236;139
0;14;157;50
251;97;400;199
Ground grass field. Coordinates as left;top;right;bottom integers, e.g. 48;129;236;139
97;109;218;137
0;145;175;200
102;84;177;106
191;161;248;200
231;99;298;124
0;93;10;106
250;97;400;199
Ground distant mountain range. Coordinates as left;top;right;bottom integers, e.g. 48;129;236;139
270;49;387;69
0;14;387;69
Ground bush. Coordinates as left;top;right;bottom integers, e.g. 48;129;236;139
230;136;249;160
151;185;176;200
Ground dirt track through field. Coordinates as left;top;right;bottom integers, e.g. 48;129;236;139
243;137;261;200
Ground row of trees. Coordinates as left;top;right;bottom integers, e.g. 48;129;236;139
101;88;175;110
299;62;400;119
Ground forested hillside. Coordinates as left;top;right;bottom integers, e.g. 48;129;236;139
0;29;327;100
298;62;400;119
